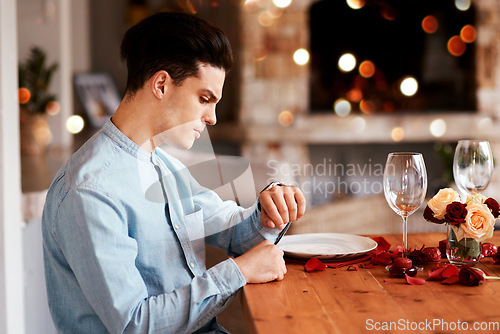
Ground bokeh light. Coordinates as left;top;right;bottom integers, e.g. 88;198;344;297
391;127;405;142
66;115;85;134
258;10;274;27
334;98;351;117
455;0;471;11
338;53;356;72
33;119;52;146
359;99;374;113
460;25;476;43
278;110;294;127
478;117;493;130
359;60;375;78
293;48;310;66
255;46;268;62
430;119;446;137
422;15;438;34
18;88;31;104
350;116;366;133
447;35;466;56
346;88;363;103
400;77;418;96
346;0;365;10
46;101;61;115
381;7;397;21
273;0;292;9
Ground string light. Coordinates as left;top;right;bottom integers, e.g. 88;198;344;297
334;98;351;117
422;15;438;34
346;0;365;10
338;53;356;72
400;77;418;96
273;0;292;9
293;48;310;66
447;35;466;56
66;115;85;134
278;110;294;126
455;0;471;11
359;60;375;78
460;25;476;43
391;127;405;142
430;119;446;137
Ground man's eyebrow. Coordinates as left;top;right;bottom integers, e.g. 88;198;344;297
200;89;219;101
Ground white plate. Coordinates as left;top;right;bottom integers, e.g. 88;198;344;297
278;233;378;261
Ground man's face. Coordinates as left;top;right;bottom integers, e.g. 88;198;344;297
155;64;225;150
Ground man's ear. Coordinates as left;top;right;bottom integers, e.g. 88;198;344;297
150;70;172;99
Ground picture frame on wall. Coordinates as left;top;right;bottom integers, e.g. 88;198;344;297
74;72;122;128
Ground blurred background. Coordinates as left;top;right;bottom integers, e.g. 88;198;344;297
3;0;500;332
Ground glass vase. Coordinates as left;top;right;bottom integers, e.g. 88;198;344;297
446;225;481;266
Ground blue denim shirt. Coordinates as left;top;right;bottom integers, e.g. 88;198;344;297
42;119;280;333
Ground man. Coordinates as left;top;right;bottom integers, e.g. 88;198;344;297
42;11;306;333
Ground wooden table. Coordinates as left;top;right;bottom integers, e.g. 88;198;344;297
242;232;500;334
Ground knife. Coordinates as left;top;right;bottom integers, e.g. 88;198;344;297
274;222;290;245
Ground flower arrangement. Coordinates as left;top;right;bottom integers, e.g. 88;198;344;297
423;188;499;263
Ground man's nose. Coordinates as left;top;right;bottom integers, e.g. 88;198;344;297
203;108;217;126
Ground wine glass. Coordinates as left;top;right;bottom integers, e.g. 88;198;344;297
453;140;493;198
383;153;428;255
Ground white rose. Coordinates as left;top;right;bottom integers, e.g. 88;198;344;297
427;188;461;220
461;203;495;242
466;193;487;205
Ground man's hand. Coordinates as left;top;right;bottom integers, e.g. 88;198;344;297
233;240;286;283
259;185;306;230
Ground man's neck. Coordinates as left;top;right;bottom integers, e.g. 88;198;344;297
112;92;156;153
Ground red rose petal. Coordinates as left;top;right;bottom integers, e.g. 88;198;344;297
372;236;391;251
405;274;426;285
442;275;460;285
442;265;459;278
305;258;327;272
370;252;392;265
428;267;446;281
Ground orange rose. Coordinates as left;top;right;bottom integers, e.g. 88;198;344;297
458;203;495;242
427;188;461;220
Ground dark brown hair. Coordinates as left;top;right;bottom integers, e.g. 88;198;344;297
120;12;233;93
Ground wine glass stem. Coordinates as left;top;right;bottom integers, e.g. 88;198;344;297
401;214;408;257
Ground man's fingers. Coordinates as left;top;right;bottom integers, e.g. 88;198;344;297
284;189;298;221
295;190;307;218
260;209;275;228
260;193;284;227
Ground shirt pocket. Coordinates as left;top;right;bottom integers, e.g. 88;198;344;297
184;205;204;242
184;205;206;266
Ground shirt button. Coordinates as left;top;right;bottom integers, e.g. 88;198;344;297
190;262;195;268
174;224;179;229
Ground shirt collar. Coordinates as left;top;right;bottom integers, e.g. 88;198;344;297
102;118;152;161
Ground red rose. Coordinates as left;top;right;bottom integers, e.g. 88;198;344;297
493;248;500;264
444;202;467;225
459;266;486;286
423;206;443;223
481;243;498;257
422;247;441;262
485;198;500;218
408;247;427;265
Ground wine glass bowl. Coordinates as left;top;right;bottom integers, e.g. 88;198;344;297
383;152;428;254
453;140;493;197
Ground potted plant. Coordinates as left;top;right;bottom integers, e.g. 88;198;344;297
18;46;58;155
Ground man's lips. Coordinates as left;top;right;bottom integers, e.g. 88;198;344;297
194;129;203;139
